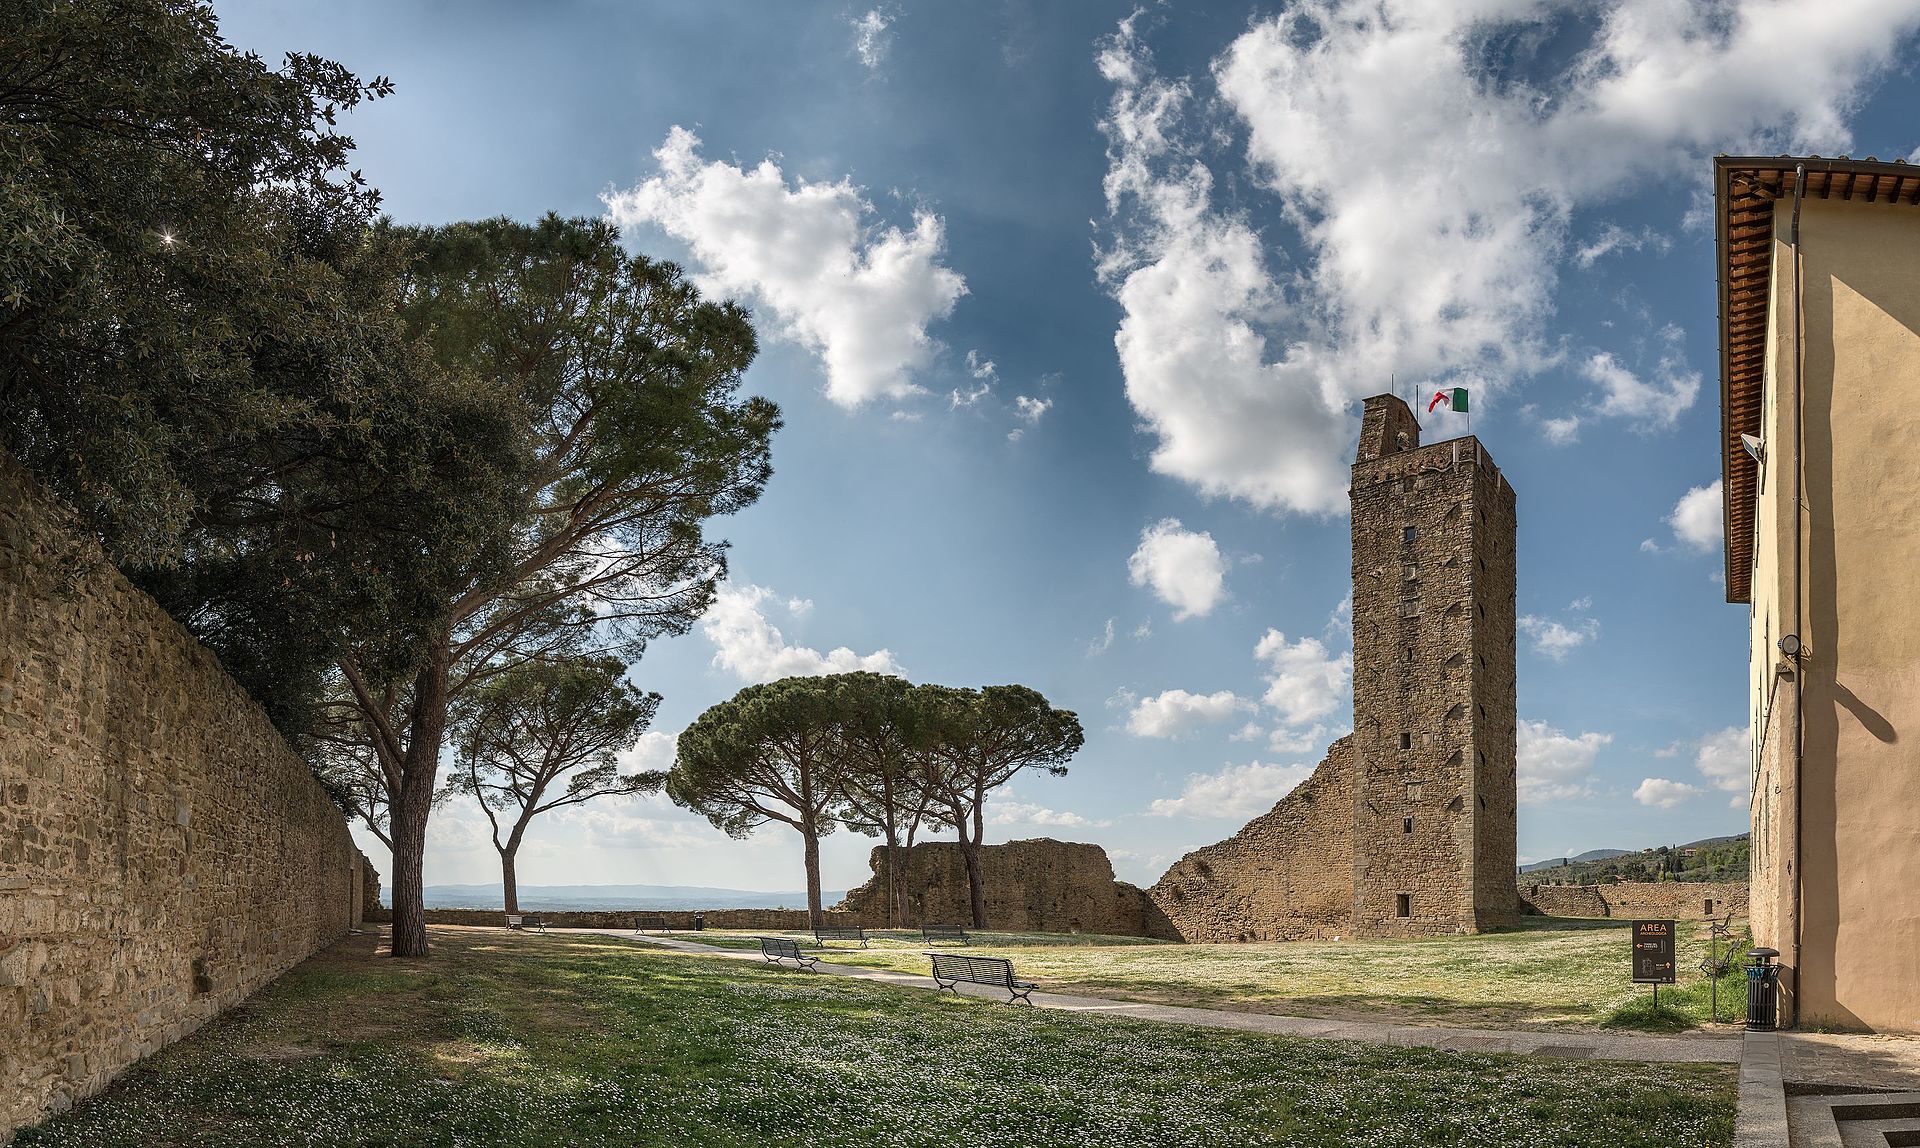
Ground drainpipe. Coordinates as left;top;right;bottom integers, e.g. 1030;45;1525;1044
1787;162;1806;1029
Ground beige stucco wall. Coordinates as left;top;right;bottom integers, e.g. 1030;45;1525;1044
1746;198;1920;1033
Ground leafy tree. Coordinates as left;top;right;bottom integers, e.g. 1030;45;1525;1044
317;216;777;957
444;654;662;912
0;0;520;733
827;673;944;926
916;685;1084;928
668;678;851;928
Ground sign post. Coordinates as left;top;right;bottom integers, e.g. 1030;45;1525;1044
1632;920;1677;1008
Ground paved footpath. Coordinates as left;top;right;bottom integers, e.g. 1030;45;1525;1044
560;928;1740;1066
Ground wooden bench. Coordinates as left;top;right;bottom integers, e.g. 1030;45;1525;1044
758;936;819;971
813;925;868;948
930;952;1036;1004
921;923;969;945
505;914;546;933
634;913;671;933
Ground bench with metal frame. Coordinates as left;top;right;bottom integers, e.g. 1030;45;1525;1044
921;923;969;945
634;913;672;933
929;952;1036;1004
758;936;820;971
505;914;546;933
813;924;868;948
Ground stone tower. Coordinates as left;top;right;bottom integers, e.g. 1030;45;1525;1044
1348;394;1517;936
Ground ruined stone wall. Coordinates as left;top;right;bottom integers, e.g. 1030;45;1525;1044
1349;396;1517;938
1145;739;1355;943
838;838;1155;936
1521;882;1750;921
0;455;363;1140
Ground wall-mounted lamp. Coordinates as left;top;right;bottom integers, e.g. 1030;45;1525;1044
1741;434;1765;464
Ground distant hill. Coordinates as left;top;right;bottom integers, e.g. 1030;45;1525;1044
1521;834;1749;885
419;883;846;911
1520;848;1630;873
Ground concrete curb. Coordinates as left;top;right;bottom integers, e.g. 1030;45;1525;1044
577;929;1741;1066
1736;1031;1791;1147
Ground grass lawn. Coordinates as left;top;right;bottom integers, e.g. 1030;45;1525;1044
18;927;1735;1147
680;916;1752;1032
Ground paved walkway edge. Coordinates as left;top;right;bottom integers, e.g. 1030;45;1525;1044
1736;1031;1791;1146
572;928;1741;1066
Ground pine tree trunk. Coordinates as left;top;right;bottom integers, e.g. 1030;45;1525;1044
500;848;519;915
387;645;452;959
388;793;431;957
963;837;987;930
803;826;824;931
881;834;899;927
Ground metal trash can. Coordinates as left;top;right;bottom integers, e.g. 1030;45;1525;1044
692;911;706;932
1745;947;1781;1031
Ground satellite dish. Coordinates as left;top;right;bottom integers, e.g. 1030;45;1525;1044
1741;434;1765;463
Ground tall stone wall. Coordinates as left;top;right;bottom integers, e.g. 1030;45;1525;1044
1521;882;1750;921
0;455;365;1140
837;838;1157;936
1146;739;1355;942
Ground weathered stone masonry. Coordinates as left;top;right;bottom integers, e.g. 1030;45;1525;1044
1147;395;1518;941
1520;881;1750;922
1349;394;1518;937
1148;739;1355;942
0;455;367;1140
838;838;1162;936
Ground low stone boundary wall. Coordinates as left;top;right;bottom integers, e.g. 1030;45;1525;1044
1520;881;1749;921
363;907;882;931
1;456;366;1141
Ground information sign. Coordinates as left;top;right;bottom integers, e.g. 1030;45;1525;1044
1632;919;1677;985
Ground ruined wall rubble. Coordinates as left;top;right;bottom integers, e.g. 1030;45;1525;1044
837;838;1158;936
1146;739;1355;942
0;455;365;1140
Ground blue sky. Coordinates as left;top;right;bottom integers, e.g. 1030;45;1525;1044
217;0;1920;895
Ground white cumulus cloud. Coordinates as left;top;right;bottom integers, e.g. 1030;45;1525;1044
1582;352;1701;430
851;7;894;70
1634;777;1704;808
1096;1;1920;515
1668;479;1724;554
700;582;902;683
1254;629;1350;726
1127;518;1227;620
988;800;1110;830
1013;395;1052;423
1518;611;1601;661
605;127;966;409
1518;719;1612;805
1148;761;1316;820
1541;416;1582;446
1693;725;1751;808
1126;689;1253;738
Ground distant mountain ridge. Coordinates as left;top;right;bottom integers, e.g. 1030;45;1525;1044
1520;848;1631;873
421;883;846;911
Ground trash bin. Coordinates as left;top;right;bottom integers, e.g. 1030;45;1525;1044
692;911;706;932
1745;947;1780;1031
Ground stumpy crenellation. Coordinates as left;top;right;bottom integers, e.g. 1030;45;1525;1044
1348;394;1518;936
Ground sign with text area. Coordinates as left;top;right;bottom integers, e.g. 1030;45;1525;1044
1632;919;1676;984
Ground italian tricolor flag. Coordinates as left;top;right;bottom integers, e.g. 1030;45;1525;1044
1427;387;1469;413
